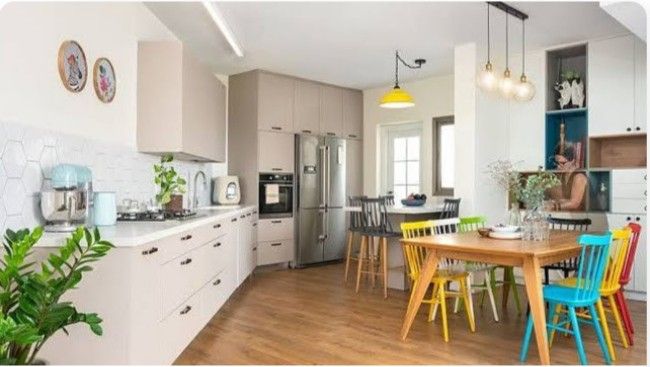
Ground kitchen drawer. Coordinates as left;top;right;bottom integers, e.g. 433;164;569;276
207;217;228;239
612;183;646;199
611;198;647;214
258;217;294;241
162;246;207;317
202;234;229;279
201;266;236;321
257;239;293;266
162;224;214;263
612;169;647;184
160;290;204;363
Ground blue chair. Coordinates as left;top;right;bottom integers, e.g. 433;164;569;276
519;233;613;365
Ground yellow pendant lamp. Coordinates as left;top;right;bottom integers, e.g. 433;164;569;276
379;51;425;109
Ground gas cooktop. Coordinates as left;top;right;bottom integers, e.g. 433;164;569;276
116;210;198;222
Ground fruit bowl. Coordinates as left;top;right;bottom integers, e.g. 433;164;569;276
401;199;426;207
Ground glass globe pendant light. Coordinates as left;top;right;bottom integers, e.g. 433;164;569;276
514;20;536;101
498;13;515;99
477;4;497;92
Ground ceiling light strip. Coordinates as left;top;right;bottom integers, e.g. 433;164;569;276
202;1;244;58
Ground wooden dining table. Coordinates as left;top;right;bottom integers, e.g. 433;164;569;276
399;230;582;365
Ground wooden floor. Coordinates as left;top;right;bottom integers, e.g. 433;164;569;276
176;263;647;365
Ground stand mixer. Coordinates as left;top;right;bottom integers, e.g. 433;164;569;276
40;164;93;232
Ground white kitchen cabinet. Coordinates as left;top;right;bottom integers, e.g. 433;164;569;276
258;72;295;132
346;138;363;197
611;169;647;214
257;239;293;266
256;217;294;265
588;35;636;136
320;85;343;137
634;37;646;133
258;131;295;173
294;80;321;135
236;210;257;284
258;217;294;242
342;89;363;139
137;41;227;162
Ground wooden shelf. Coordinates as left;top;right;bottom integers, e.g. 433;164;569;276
545;107;587;116
589;134;647;169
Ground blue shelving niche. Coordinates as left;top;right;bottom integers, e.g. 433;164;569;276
544;108;588;170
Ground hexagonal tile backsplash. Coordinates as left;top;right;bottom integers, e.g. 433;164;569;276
0;120;213;234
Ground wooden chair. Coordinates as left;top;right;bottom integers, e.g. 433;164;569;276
401;219;475;342
355;198;401;298
554;228;632;361
455;216;500;322
543;217;592;284
439;198;461;219
344;195;367;283
615;222;642;345
520;233;613;365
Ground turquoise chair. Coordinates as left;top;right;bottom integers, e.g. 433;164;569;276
519;233;613;365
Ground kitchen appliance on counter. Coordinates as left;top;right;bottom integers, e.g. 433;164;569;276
213;175;241;205
295;135;346;266
258;173;294;218
40;164;93;232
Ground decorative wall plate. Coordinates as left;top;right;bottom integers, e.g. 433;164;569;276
93;57;116;103
57;40;87;92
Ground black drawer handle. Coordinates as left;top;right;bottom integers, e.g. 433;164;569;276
271;243;282;247
636;217;641;221
253;247;257;252
180;305;192;315
253;223;257;227
301;129;312;134
271;168;282;171
247;213;251;217
326;132;335;136
213;223;221;229
213;279;221;286
231;218;237;222
181;234;192;241
271;126;282;131
627;127;632;132
348;134;357;138
142;247;158;255
636;127;641;131
180;258;192;266
271;220;282;224
240;215;246;219
253;210;258;214
626;216;632;221
213;242;222;248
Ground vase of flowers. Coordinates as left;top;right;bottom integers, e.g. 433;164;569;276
519;171;561;240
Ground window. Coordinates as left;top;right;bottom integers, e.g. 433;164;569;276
434;117;454;196
380;122;422;201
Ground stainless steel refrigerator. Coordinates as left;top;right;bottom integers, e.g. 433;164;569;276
295;134;346;266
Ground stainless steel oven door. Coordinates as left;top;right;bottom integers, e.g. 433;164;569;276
259;183;294;218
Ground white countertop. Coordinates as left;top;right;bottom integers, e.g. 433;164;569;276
37;205;256;248
344;203;444;215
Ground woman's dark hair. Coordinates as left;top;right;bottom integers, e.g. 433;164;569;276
554;142;576;161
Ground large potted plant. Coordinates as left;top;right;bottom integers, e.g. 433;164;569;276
0;226;113;365
153;154;187;213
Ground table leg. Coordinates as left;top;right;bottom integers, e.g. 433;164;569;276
502;267;510;309
400;248;439;341
522;256;550;365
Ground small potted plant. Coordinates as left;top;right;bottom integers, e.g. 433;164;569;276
0;226;114;365
153;154;187;213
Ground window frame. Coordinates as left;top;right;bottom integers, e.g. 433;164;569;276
379;122;423;199
432;116;455;196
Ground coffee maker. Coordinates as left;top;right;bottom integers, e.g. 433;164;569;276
40;164;93;232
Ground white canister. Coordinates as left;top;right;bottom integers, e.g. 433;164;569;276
93;191;117;226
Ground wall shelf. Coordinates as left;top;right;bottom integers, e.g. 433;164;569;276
545;107;588;116
589;134;647;169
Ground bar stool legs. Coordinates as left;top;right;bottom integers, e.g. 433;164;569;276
355;235;367;293
344;230;355;283
355;235;389;298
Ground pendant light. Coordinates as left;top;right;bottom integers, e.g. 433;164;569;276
379;51;426;109
477;3;497;92
498;12;515;99
514;19;536;101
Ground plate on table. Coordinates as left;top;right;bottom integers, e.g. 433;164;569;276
490;225;520;233
488;231;522;240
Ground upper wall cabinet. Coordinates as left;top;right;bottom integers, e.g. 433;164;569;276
258;72;295;132
320;85;343;137
342;89;363;139
634;38;647;133
294;80;320;135
588;35;637;136
137;41;226;162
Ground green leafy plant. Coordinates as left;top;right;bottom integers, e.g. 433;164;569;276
0;226;114;365
153;154;187;205
560;69;580;82
519;171;561;209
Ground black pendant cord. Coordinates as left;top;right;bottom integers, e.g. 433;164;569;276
521;20;526;75
394;51;400;88
505;13;509;70
394;51;426;88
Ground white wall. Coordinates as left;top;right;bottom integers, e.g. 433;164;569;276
362;75;454;197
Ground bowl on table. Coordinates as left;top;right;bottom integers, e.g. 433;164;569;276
490;225;520;233
401;199;426;207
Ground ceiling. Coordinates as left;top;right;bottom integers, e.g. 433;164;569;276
146;1;629;90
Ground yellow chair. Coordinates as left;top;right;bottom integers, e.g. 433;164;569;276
401;219;475;342
553;228;632;361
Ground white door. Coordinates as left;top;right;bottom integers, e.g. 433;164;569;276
380;123;422;201
588;35;635;136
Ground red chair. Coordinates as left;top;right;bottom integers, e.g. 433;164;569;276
614;222;642;345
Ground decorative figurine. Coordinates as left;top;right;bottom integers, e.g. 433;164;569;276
554;80;572;109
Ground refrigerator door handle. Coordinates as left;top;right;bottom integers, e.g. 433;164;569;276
325;145;331;207
319;145;327;209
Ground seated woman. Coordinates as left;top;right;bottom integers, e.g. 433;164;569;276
545;143;588;211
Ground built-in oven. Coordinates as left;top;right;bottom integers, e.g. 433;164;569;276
259;173;294;218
